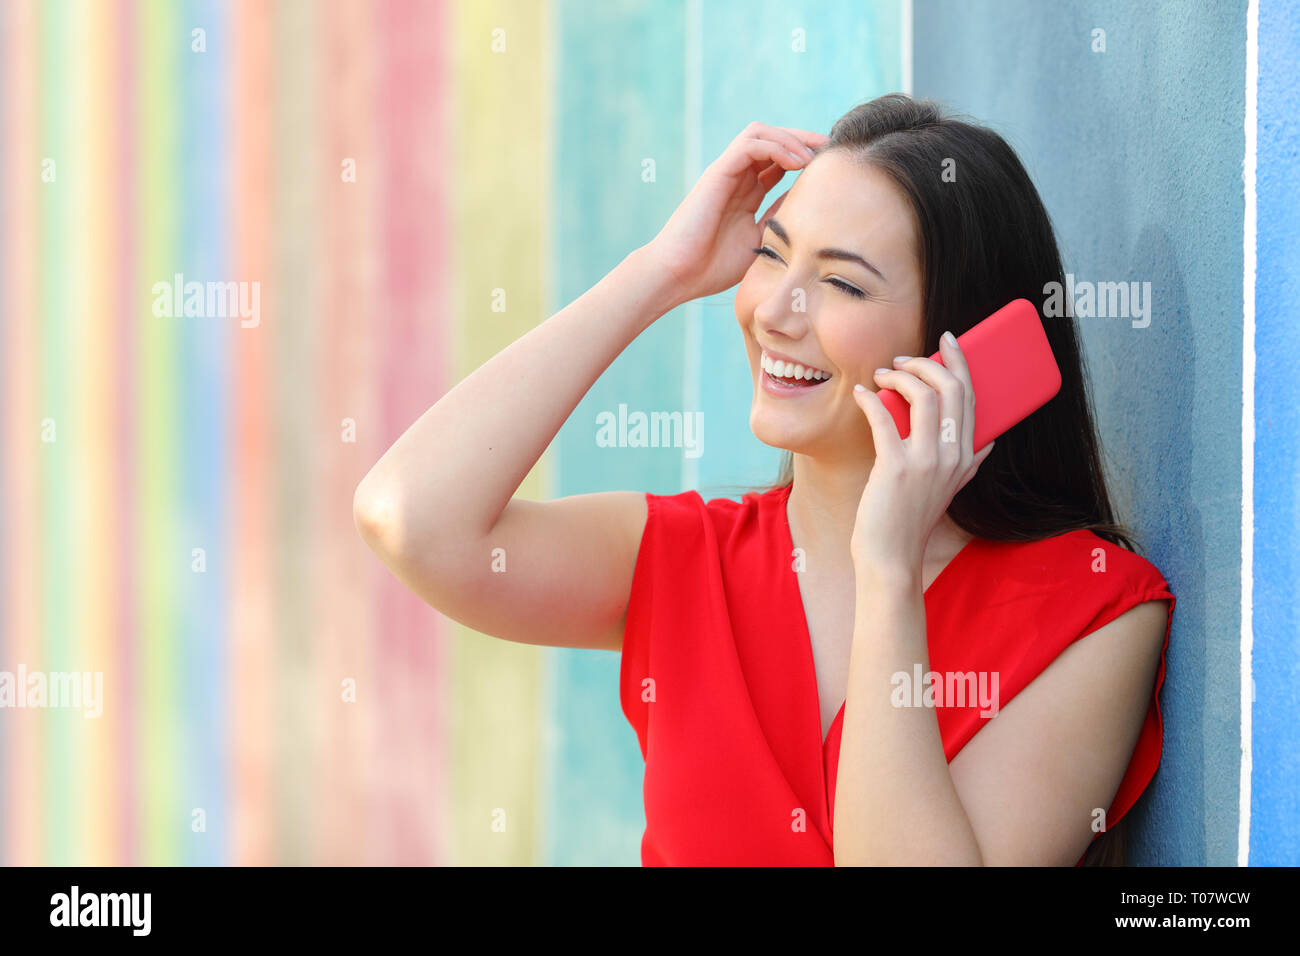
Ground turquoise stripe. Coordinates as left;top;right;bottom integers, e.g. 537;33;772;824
547;0;689;866
694;0;904;500
545;0;907;866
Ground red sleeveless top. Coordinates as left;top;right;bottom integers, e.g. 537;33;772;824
620;484;1175;866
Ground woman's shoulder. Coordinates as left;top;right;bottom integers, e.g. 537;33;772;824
973;527;1174;621
1040;528;1171;591
645;483;789;530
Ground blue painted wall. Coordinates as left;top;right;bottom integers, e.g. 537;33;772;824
546;0;688;866
915;0;1247;866
1251;0;1299;866
543;0;1296;866
546;0;906;865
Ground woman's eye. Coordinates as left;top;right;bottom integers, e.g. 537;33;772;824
828;278;867;299
751;247;867;300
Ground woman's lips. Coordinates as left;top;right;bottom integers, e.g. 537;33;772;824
760;367;832;397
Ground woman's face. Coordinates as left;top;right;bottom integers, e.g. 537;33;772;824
734;150;925;464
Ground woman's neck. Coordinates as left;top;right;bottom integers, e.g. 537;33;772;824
786;451;974;574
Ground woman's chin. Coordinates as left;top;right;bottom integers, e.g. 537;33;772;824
750;414;811;455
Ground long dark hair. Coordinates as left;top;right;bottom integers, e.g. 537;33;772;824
758;94;1146;865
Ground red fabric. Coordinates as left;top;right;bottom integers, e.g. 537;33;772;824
620;483;1175;866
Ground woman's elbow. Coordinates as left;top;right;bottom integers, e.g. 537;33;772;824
353;472;401;555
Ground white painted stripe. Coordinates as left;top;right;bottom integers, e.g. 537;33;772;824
1239;0;1257;868
901;0;913;95
682;0;703;492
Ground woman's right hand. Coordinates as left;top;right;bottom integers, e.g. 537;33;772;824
643;122;829;308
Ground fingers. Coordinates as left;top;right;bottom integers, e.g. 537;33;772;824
783;127;831;147
756;162;786;191
745;121;821;162
717;138;809;207
716;123;825;214
852;383;904;461
764;124;831;153
890;337;972;463
724;122;824;181
938;331;976;456
872;366;940;457
712;135;805;187
741;137;812;174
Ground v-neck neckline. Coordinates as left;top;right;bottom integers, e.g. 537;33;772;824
777;483;983;751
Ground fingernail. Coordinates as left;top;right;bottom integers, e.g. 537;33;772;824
942;330;958;348
874;368;890;376
854;383;866;392
892;355;910;364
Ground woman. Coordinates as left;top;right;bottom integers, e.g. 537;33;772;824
354;93;1175;867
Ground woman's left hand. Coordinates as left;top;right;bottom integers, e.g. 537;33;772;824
849;331;996;578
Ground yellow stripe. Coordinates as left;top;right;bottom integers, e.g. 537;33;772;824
447;0;551;865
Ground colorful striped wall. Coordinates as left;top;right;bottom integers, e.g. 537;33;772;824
0;0;902;867
2;0;463;866
2;0;1294;867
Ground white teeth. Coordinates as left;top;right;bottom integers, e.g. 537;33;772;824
760;351;830;381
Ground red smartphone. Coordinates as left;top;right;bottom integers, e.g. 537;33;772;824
876;298;1061;449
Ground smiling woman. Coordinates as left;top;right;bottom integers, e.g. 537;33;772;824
354;96;1174;868
732;94;1175;865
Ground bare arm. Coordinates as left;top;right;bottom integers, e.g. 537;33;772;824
353;122;828;650
834;569;1167;865
353;246;678;649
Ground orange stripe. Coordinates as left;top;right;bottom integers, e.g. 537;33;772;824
229;0;274;865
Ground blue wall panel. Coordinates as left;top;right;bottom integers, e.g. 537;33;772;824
1251;0;1300;866
914;0;1247;865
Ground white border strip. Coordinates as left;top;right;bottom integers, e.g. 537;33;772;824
901;0;913;95
1239;0;1257;868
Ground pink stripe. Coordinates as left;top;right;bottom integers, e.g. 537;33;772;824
113;0;138;867
376;0;448;864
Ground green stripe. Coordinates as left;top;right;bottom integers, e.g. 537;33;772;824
39;0;71;865
137;1;179;865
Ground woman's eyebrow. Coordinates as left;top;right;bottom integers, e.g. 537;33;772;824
764;217;887;283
